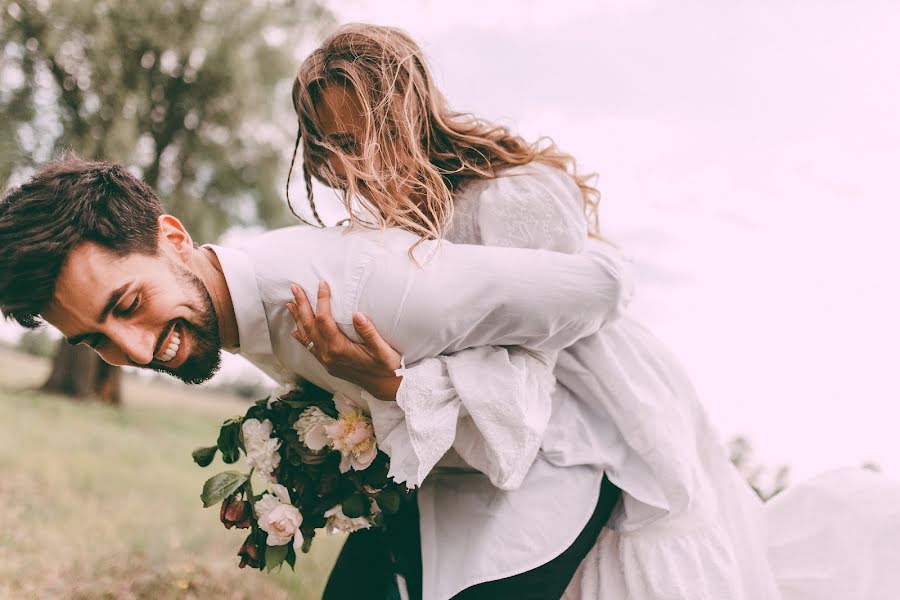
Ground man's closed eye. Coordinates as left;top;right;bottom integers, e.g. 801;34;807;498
115;294;141;318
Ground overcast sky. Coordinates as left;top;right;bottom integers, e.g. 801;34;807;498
4;1;898;482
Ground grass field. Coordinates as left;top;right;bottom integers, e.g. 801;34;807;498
0;347;343;599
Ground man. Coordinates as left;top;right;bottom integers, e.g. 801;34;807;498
0;156;627;599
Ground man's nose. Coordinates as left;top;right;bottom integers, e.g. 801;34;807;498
110;326;157;366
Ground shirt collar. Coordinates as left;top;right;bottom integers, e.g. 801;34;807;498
204;243;273;356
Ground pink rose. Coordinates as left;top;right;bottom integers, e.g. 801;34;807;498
253;484;303;548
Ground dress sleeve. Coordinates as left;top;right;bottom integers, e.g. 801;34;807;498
368;347;557;489
364;167;622;489
354;228;630;363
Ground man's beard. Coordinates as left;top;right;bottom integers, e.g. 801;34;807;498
146;265;222;385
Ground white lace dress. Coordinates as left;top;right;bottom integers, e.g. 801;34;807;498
367;163;900;599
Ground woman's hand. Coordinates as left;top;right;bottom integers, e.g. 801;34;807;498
286;281;403;401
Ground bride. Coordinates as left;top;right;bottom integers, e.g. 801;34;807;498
287;23;900;599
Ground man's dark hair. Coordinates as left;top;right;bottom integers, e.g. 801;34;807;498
0;154;164;328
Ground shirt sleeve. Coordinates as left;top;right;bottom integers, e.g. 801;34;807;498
363;169;620;489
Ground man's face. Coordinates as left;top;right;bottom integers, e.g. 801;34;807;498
43;237;222;385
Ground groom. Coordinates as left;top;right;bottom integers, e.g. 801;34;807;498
0;156;623;600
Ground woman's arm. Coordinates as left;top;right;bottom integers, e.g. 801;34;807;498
354;229;628;362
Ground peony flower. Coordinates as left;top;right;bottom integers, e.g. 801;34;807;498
324;504;373;535
220;495;252;529
254;484;304;549
293;406;336;451
237;537;262;569
242;418;281;480
325;394;378;472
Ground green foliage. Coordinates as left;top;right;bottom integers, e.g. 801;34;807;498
201;470;249;507
1;0;333;242
341;492;367;518
375;487;402;515
16;328;58;358
265;543;290;573
217;415;244;463
192;444;218;467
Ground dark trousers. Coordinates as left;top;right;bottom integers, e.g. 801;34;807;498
323;476;621;600
323;492;422;600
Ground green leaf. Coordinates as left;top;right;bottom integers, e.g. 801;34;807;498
362;459;390;488
217;418;243;458
376;488;402;515
201;471;250;508
221;447;241;464
246;404;268;421
285;545;297;570
281;398;312;410
342;493;367;518
265;543;289;572
191;445;218;467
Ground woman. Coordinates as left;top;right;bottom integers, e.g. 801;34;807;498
287;24;900;600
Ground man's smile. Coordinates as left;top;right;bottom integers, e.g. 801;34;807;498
153;320;184;366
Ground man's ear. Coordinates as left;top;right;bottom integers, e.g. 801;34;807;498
157;215;194;263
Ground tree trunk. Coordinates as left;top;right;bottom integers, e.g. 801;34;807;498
42;343;122;405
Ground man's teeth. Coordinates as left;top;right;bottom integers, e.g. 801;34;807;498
158;331;181;362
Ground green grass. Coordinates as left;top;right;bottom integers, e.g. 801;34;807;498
0;348;343;599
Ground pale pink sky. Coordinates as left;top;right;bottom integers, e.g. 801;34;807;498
4;1;897;481
318;0;900;480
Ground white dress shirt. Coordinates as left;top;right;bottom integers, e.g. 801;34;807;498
208;221;628;599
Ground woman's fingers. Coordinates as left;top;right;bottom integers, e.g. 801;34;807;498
289;284;317;348
315;281;342;339
351;313;381;346
288;282;399;374
353;312;402;370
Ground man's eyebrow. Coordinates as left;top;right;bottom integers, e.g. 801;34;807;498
63;282;132;347
97;282;132;324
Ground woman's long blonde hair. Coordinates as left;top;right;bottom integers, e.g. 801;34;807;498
290;23;600;243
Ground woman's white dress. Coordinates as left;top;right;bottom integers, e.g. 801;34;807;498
366;162;900;599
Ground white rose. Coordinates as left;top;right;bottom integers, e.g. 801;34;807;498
293;407;336;451
242;418;281;478
242;418;272;450
324;504;372;535
254;484;303;549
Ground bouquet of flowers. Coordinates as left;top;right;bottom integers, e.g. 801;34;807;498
192;381;408;572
